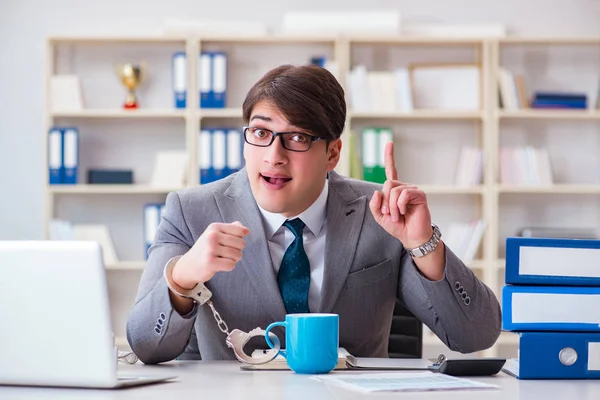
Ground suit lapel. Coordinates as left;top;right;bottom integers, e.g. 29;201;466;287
318;171;367;313
213;170;287;323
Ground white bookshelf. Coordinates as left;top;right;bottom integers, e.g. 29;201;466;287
44;34;600;360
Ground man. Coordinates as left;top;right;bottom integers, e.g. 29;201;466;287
126;65;501;364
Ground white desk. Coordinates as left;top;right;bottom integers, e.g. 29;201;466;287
1;361;600;399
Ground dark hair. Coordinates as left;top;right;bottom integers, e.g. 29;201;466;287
242;65;346;142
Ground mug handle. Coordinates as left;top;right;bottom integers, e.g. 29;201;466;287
265;321;287;358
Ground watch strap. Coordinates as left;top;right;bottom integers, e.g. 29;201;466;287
407;224;442;258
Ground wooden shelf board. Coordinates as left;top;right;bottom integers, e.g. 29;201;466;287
497;184;600;194
499;37;600;45
350;110;484;120
49;36;186;44
51;109;187;119
348;36;484;45
48;185;183;194
200;35;337;44
498;110;600;120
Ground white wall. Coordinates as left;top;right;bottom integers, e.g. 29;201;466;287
1;0;600;240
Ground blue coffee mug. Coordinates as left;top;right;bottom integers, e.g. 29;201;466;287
264;313;339;374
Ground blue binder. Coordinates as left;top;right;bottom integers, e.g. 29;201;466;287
199;128;213;184
505;236;600;286
143;203;164;259
211;129;227;181
62;127;79;184
210;52;227;108
225;128;243;176
199;52;212;108
48;127;63;185
172;52;187;108
502;285;600;332
508;332;600;379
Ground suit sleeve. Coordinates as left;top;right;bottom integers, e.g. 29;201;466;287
126;191;198;364
397;243;502;353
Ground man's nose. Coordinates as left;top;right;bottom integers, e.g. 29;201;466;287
264;136;288;166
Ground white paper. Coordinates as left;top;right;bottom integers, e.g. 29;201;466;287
512;293;600;324
588;343;600;371
72;224;118;265
345;356;430;370
282;10;401;34
50;75;84;112
520;246;600;278
411;65;480;110
150;151;188;188
313;371;498;393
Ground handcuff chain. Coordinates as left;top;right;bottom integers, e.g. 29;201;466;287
207;300;230;335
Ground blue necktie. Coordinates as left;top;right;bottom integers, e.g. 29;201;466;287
277;218;311;314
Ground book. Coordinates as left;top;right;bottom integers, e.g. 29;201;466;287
240;348;350;370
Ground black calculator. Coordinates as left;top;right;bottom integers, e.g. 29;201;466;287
428;354;506;376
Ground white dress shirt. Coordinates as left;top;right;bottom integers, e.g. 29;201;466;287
256;181;328;313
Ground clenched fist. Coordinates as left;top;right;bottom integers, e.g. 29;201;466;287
172;221;250;289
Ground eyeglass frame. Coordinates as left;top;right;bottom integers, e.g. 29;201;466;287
242;126;325;152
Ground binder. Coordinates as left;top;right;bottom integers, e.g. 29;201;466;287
226;128;243;176
62;127;79;185
361;128;379;183
377;127;393;182
143;203;163;259
505;236;600;286
212;129;227;181
172;52;187;109
48;128;63;185
505;332;600;379
199;52;212;108
211;52;227;108
199;129;212;184
502;285;600;332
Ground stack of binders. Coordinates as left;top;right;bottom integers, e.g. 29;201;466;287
198;128;244;184
502;236;600;379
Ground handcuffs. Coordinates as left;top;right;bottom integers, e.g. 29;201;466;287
164;256;280;365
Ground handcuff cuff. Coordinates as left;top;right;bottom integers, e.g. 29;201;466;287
163;256;280;365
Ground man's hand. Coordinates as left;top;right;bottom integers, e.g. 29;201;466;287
172;221;250;290
369;142;445;280
368;142;433;248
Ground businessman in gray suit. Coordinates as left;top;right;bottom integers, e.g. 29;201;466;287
126;65;501;364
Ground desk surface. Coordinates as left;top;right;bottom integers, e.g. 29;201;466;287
1;361;600;399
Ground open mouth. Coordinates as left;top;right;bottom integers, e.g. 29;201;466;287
261;173;292;187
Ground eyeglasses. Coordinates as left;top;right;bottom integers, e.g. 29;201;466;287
242;126;324;152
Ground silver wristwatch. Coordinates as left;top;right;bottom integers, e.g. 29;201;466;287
406;224;442;258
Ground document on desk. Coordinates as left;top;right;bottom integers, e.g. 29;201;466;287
313;371;499;393
345;355;431;370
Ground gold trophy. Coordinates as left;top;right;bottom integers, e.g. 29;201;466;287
116;63;145;109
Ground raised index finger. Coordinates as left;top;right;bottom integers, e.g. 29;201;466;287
384;141;398;181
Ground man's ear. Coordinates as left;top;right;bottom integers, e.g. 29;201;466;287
326;138;342;171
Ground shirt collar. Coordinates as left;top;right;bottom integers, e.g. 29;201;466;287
257;179;328;239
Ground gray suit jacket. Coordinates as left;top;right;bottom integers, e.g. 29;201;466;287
126;170;501;364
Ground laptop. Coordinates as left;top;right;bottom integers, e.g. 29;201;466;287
0;240;176;389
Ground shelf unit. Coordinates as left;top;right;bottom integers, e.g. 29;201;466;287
44;34;600;359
